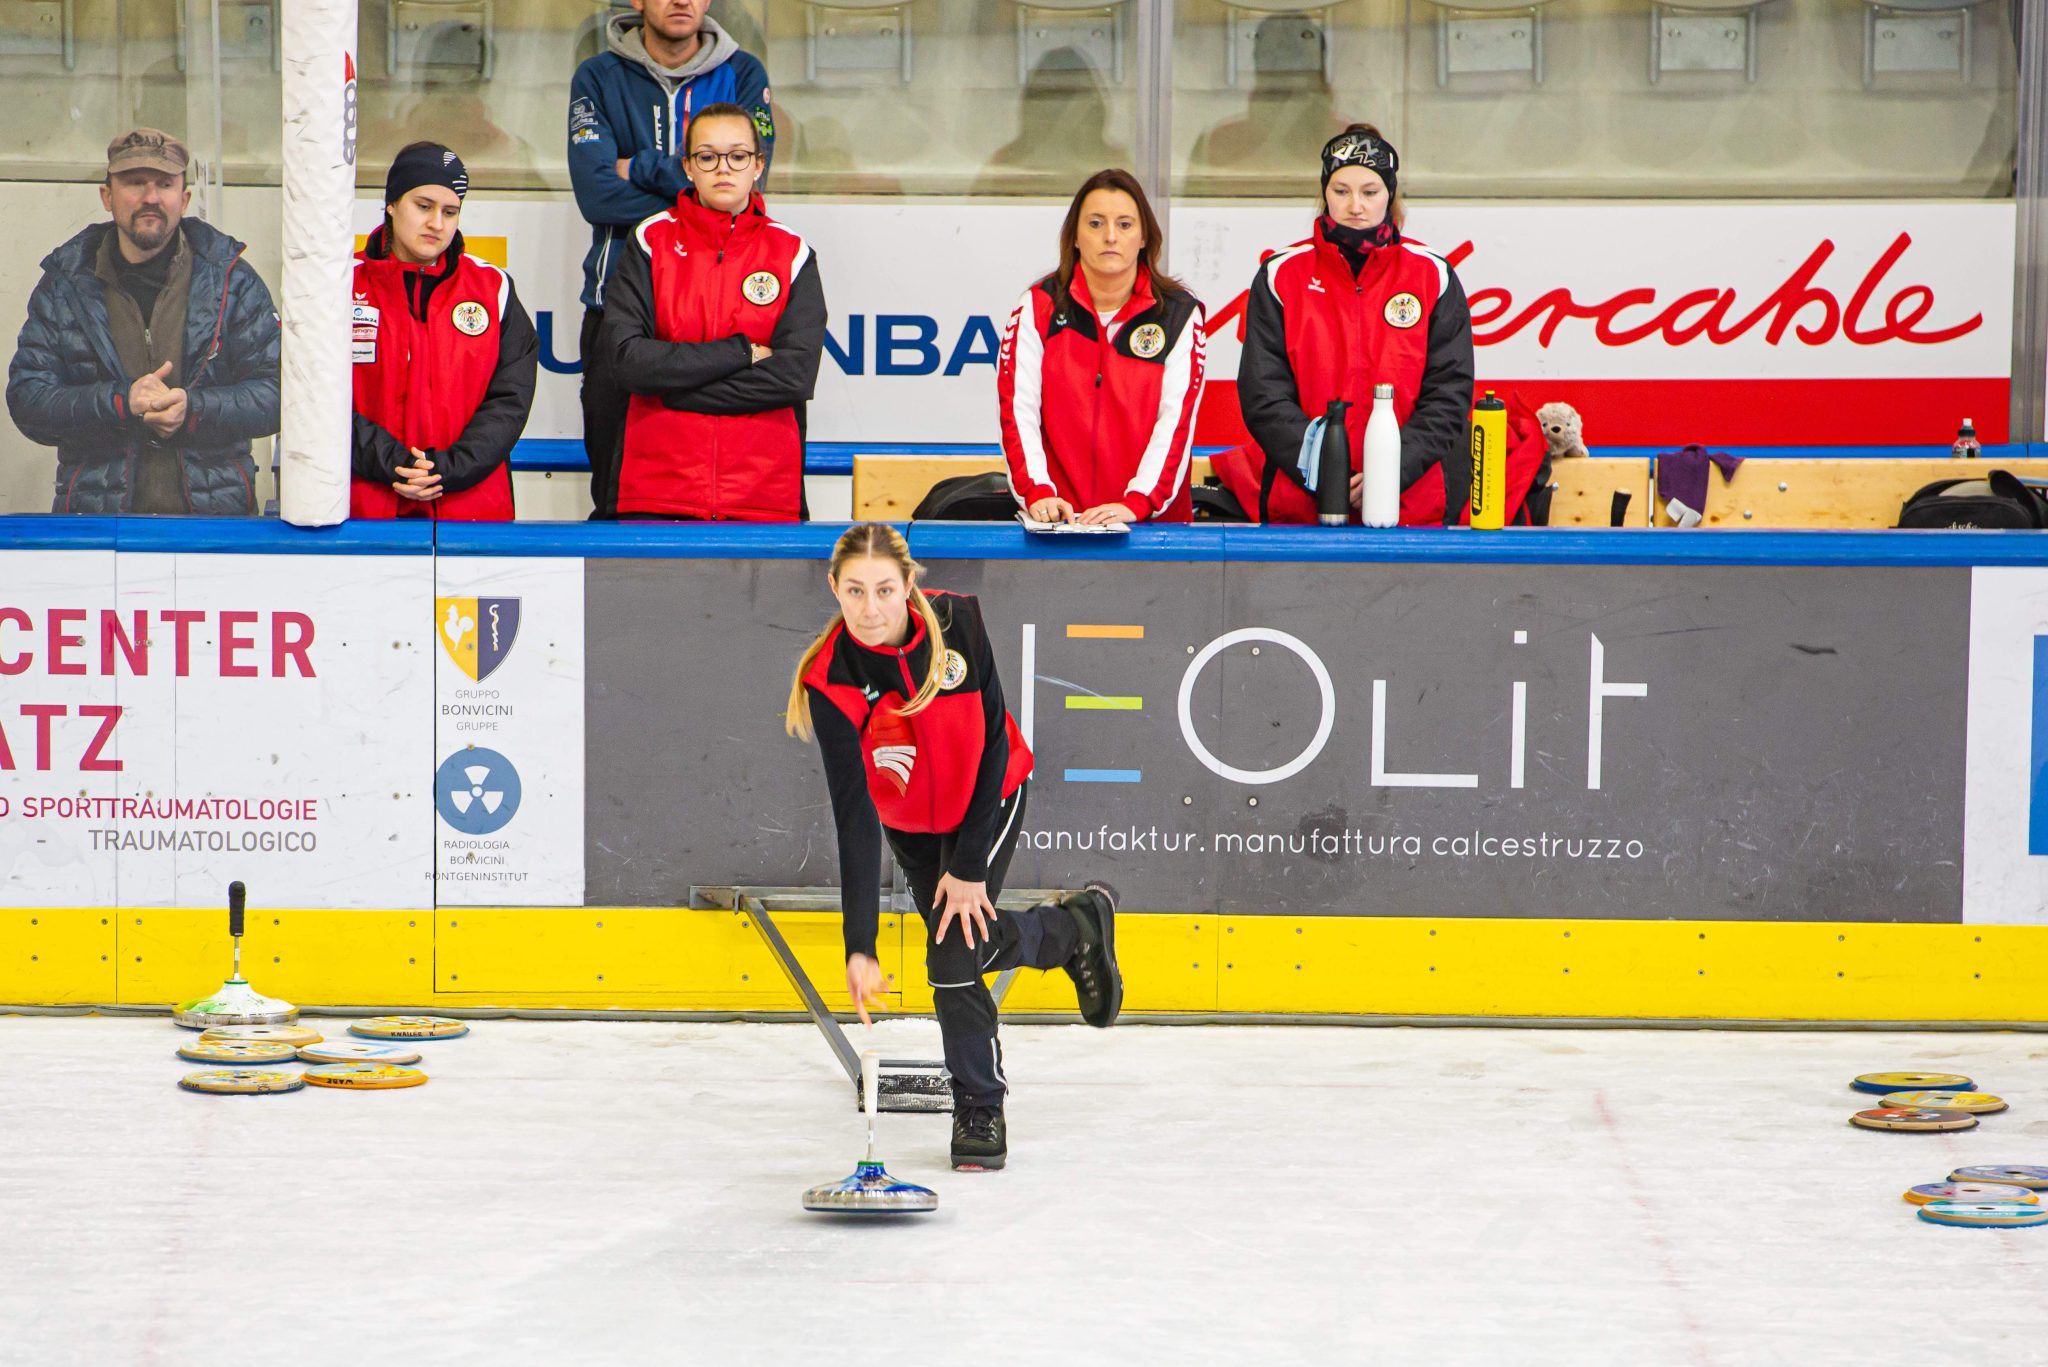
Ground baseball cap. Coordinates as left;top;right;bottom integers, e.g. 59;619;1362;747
107;128;190;177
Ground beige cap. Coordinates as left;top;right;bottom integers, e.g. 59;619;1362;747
106;128;189;177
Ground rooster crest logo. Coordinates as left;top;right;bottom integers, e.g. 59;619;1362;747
436;596;520;681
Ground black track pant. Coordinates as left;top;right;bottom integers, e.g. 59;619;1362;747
884;782;1077;1108
580;306;626;519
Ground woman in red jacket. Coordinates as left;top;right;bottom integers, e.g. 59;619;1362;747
350;142;538;520
998;169;1206;525
786;522;1123;1172
600;102;825;521
1213;124;1476;526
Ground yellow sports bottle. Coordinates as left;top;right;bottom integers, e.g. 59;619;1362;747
1469;390;1508;529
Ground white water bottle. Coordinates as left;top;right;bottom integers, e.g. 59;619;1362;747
1360;383;1401;528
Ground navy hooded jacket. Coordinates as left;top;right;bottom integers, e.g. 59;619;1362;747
567;12;774;311
7;217;279;515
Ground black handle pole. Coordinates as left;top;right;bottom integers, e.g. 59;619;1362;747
228;881;246;939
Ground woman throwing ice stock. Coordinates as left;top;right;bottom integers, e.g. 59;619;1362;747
787;524;1123;1171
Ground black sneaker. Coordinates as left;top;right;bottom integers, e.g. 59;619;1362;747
1063;881;1123;1028
951;1103;1007;1171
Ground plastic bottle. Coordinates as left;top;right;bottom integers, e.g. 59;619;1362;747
1952;418;1981;460
1316;399;1352;526
1360;384;1401;528
1469;391;1508;530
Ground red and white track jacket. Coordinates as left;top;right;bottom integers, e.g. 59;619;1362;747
998;265;1205;522
349;227;536;521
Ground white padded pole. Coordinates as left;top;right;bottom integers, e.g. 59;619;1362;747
278;1;357;527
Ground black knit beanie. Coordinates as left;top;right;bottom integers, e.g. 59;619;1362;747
384;142;469;206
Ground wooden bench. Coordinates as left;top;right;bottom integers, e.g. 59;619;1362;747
1544;459;1651;526
1643;458;2048;528
855;453;2046;529
853;455;1216;520
853;453;1649;526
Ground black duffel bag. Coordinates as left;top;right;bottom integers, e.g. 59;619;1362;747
911;471;1015;521
1897;470;2048;529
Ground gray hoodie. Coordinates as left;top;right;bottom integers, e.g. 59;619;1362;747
607;11;740;93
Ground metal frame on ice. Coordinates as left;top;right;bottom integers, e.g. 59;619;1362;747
695;885;1031;1112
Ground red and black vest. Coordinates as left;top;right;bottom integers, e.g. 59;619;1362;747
349;231;515;521
1213;220;1453;526
997;266;1206;521
620;191;808;521
803;593;1032;835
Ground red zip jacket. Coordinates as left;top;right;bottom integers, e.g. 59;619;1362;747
349;228;536;520
602;190;826;521
1212;218;1476;526
805;593;1032;836
997;265;1206;521
804;591;1034;958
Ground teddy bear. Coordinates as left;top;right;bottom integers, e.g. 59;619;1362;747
1535;402;1588;459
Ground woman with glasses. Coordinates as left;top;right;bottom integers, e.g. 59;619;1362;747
599;102;824;521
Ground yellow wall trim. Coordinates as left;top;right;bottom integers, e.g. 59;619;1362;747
4;908;2043;1023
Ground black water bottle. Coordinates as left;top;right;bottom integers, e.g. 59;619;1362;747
1317;400;1352;526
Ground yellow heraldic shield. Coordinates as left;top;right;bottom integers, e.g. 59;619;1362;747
436;596;522;682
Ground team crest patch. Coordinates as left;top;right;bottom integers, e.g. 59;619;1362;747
1130;323;1166;358
451;300;489;336
941;649;968;690
742;271;781;305
1384;292;1422;329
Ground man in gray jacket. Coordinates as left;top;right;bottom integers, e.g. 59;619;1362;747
7;128;280;514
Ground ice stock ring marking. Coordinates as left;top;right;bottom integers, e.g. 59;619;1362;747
1177;628;1335;785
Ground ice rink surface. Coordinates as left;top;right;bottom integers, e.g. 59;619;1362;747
5;1015;2047;1367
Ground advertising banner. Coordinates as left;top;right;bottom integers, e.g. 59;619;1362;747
1964;567;2048;924
4;541;2006;923
366;199;2016;450
432;556;586;906
0;549;434;909
584;556;1970;921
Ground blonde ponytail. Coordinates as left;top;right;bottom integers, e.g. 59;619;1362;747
897;584;947;719
784;622;837;740
787;522;946;740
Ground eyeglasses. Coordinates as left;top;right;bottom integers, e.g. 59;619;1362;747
689;149;758;172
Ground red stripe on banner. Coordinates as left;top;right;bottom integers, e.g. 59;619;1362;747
1193;377;2012;448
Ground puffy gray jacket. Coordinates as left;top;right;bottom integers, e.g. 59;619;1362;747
7;217;279;513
